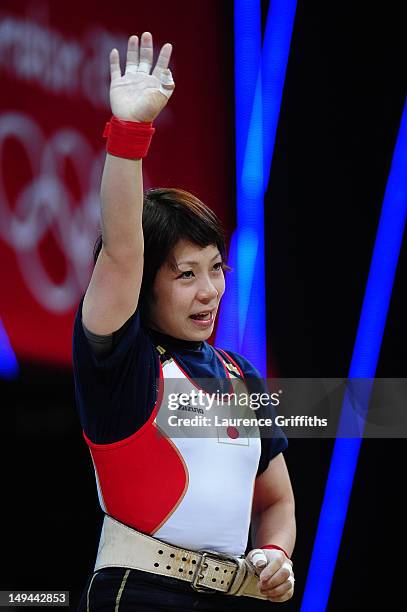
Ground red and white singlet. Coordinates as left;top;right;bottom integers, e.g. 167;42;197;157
84;347;261;557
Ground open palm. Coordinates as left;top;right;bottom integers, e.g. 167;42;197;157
109;32;174;123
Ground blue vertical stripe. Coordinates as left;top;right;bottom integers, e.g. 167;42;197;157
217;0;296;377
0;318;19;379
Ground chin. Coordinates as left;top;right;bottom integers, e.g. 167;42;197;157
176;324;209;341
189;326;214;341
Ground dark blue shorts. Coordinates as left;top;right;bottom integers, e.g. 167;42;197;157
78;567;274;611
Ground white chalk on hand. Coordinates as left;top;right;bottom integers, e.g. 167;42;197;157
137;61;151;73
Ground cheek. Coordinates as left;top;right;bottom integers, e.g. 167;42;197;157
167;285;191;313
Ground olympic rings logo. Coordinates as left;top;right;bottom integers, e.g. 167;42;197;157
0;112;103;313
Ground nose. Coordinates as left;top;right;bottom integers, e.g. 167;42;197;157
196;278;219;303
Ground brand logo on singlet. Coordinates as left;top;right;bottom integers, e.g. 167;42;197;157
177;403;205;415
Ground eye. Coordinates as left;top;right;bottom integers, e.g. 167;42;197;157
213;262;223;271
178;270;194;279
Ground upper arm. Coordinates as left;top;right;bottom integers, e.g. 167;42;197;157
82;243;144;335
252;453;295;517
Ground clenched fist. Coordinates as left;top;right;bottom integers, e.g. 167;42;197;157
247;548;295;602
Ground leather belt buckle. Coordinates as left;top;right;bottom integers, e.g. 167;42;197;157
191;550;243;594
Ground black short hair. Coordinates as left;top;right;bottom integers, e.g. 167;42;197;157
93;187;229;321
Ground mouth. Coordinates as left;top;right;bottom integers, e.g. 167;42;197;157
189;310;216;329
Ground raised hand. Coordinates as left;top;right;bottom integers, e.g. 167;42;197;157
109;32;175;123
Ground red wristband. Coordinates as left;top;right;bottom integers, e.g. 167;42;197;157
103;116;155;159
260;544;290;559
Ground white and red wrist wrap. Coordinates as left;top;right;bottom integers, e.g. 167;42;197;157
261;544;290;559
103;116;155;159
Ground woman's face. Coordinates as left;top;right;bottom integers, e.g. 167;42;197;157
148;240;226;341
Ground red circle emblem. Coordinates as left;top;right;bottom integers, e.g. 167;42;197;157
227;426;239;439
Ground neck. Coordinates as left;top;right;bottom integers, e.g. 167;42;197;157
147;327;203;351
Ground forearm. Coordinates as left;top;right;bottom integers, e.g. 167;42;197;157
252;499;296;557
100;153;143;258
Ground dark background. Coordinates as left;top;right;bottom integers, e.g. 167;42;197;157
5;1;406;610
264;1;406;609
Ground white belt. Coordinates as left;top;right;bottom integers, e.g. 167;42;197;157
95;515;267;600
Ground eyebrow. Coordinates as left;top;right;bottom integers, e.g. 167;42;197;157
176;253;221;266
